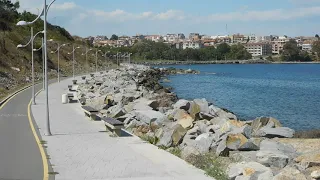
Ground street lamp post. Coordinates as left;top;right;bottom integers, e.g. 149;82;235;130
17;28;44;105
68;45;81;79
116;52;121;67
95;49;101;73
50;42;68;82
102;51;110;71
82;47;93;74
17;0;57;136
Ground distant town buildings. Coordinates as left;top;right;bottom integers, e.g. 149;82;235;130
244;43;273;57
87;32;317;57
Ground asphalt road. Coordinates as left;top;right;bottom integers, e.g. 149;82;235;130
0;83;44;180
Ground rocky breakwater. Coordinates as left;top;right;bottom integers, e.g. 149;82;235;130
76;65;319;180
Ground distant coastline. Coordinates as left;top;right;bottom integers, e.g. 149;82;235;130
133;60;320;65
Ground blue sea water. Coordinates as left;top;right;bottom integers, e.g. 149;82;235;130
159;64;320;130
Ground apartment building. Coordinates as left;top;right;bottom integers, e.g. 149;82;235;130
189;33;200;40
178;33;186;39
145;35;162;42
163;34;178;42
231;34;246;43
272;37;290;54
244;43;272;56
302;44;312;51
183;41;203;49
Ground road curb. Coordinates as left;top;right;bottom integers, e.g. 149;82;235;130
0;84;34;107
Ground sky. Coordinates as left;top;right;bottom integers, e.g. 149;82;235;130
16;0;320;38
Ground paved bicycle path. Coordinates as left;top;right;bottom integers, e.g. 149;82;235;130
0;84;44;180
32;74;214;180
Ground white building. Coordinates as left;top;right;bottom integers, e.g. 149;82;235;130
302;44;312;51
272;37;290;54
145;35;162;42
244;43;272;57
163;34;178;42
183;41;202;49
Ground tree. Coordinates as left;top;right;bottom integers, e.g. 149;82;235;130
216;43;231;59
315;34;320;40
110;34;118;40
228;44;252;60
281;39;300;61
0;0;20;53
312;41;320;61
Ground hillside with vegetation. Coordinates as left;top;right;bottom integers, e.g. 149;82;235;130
0;0;105;100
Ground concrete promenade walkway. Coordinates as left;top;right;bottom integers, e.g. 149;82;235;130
32;74;213;180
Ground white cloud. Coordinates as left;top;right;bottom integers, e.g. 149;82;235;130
153;10;185;20
206;6;320;22
51;2;77;11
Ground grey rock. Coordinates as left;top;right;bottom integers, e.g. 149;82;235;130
147;100;159;110
186;126;199;136
228;161;273;180
108;105;126;118
255;127;295;138
193;98;209;114
251;117;282;133
181;146;200;160
210;116;229;126
216;135;229;156
134;110;166;124
157;124;181;148
172;124;187;146
273;167;307;180
232;125;253;139
256;150;289;168
173;99;190;110
260;139;296;157
125;119;144;129
199;112;214;120
311;170;320;179
195;120;210;134
205;124;220;134
230;151;258;162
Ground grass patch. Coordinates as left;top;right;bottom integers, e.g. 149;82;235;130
140;134;159;145
167;147;182;158
40;140;47;144
294;129;320;138
186;153;228;180
48;171;59;175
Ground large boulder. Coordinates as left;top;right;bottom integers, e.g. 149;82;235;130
294;150;320;168
257;139;297;168
273;167;307;180
175;110;195;129
134;110;166;124
254;127;295;138
228;161;273;180
311;170;320;180
181;146;200;160
157;124;180;148
193;98;209;114
195;120;210;134
256;151;289;168
193;133;215;153
173;99;190;110
226;134;260;151
180;133;214;154
218;120;246;135
251;117;282;133
172;125;187;146
260;139;297;158
210;116;229;126
187;101;201;119
107;104;126;118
